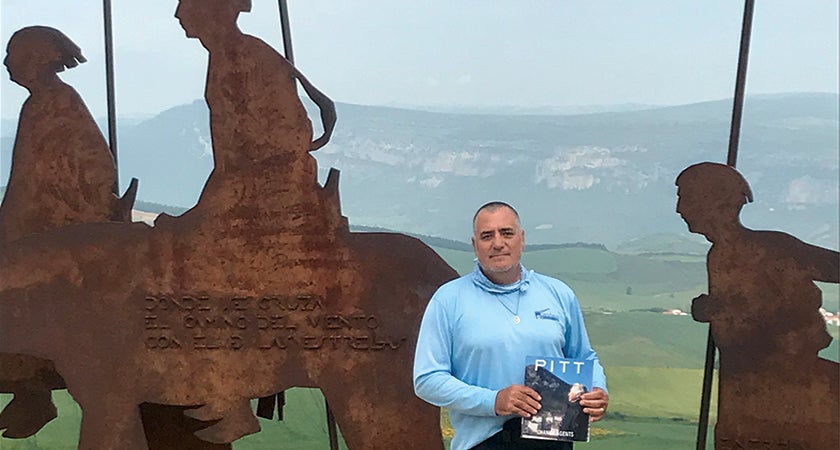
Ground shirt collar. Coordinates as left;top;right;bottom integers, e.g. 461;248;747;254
471;261;532;294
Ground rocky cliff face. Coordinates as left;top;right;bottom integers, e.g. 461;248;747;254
2;93;837;248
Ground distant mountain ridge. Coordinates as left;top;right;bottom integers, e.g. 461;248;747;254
384;102;662;116
2;93;837;248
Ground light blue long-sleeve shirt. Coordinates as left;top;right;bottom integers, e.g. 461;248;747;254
413;264;607;450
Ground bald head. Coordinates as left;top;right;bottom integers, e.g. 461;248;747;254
472;201;520;232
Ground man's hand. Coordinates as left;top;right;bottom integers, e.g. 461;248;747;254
495;385;541;418
579;387;609;423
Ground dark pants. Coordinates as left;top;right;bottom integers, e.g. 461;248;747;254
471;419;574;450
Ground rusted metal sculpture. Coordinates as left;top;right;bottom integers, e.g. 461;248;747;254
0;26;122;241
677;162;839;450
0;1;455;449
0;26;124;439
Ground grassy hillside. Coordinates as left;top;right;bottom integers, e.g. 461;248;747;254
614;232;710;256
524;248;617;275
587;418;714;450
0;392;714;450
587;312;709;369
236;390;349;450
434;245;707;313
603;366;717;420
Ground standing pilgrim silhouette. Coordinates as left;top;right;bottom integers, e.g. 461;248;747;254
0;26;118;439
676;162;839;449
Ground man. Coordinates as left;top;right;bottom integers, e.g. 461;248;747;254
414;201;608;450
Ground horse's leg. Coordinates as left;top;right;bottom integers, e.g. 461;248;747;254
320;361;444;450
0;385;56;438
187;398;260;444
141;404;233;450
77;398;148;450
0;354;62;438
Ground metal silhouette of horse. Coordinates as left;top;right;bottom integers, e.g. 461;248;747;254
0;3;454;448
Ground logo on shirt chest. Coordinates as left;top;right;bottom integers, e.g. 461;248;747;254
534;308;561;322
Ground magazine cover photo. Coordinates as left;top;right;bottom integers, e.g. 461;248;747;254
522;356;594;442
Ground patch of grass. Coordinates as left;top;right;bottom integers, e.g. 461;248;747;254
603;366;717;420
586;416;714;450
585;311;711;369
235;389;349;449
570;280;701;312
643;254;707;263
523;248;617;275
431;246;708;313
440;408;454;440
610;254;706;293
430;246;475;275
0;368;732;450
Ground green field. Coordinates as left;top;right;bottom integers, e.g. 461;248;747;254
587;312;709;369
0;390;351;450
587;417;714;450
1;245;836;448
1;374;716;450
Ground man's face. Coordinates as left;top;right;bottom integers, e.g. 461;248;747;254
472;207;525;281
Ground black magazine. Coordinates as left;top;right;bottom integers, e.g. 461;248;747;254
521;356;594;442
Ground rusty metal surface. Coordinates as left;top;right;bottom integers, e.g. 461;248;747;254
0;25;116;439
0;26;194;450
677;162;839;450
0;4;455;450
0;27;117;243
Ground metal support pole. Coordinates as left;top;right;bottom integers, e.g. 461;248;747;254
726;0;755;168
696;330;716;449
278;0;295;65
278;0;298;98
103;0;119;194
697;1;754;449
325;399;339;450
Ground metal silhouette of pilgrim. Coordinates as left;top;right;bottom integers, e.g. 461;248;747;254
0;1;456;449
676;162;839;450
0;25;134;439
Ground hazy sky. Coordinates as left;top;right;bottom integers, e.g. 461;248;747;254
1;0;838;119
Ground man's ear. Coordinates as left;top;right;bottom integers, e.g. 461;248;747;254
471;236;477;252
522;230;526;250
